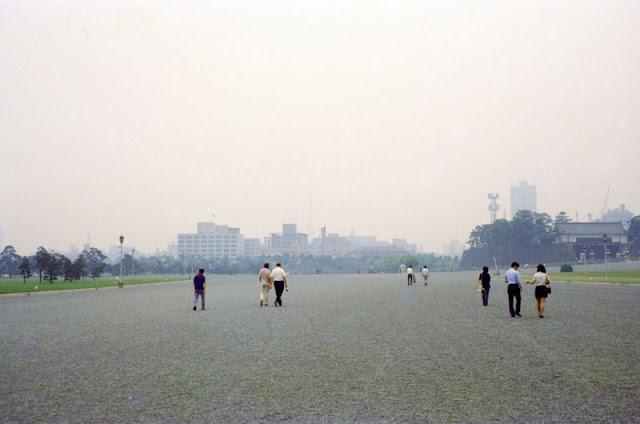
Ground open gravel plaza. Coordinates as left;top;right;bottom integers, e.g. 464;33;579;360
1;271;639;423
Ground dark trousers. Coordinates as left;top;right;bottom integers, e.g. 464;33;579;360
407;274;414;285
274;281;285;306
507;284;521;316
482;286;490;306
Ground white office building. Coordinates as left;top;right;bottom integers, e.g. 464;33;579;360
177;222;244;259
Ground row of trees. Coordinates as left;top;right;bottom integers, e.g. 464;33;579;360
0;244;459;281
0;246;108;283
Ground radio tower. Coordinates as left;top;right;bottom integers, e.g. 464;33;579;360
488;193;500;224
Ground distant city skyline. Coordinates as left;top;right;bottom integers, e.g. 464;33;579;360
2;1;638;258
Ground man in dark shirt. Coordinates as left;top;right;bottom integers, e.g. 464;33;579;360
193;268;206;311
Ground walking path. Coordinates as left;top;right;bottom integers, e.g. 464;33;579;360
1;272;638;423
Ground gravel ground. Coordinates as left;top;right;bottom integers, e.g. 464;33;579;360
1;272;639;423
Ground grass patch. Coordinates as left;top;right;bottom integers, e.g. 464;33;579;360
0;275;189;295
527;271;640;284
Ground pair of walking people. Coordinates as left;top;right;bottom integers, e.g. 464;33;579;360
503;262;551;318
258;262;288;307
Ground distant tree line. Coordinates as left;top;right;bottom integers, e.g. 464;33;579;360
0;245;459;281
0;246;109;283
460;210;640;270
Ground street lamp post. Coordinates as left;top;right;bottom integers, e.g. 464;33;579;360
602;233;608;281
119;235;124;288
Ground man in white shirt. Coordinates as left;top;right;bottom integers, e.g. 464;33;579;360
269;262;288;307
407;265;415;286
504;262;523;317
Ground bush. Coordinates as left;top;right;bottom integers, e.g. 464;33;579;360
560;264;573;272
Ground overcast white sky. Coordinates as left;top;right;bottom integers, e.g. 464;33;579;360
1;0;639;256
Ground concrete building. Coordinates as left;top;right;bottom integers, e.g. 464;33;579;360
265;224;308;256
243;238;263;258
511;180;537;217
177;222;244;259
443;239;465;258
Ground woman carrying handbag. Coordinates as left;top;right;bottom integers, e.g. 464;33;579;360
478;266;491;306
526;264;551;318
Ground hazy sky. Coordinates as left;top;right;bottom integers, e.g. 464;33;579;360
1;0;639;256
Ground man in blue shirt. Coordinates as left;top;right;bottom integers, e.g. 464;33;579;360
504;262;523;317
193;268;206;311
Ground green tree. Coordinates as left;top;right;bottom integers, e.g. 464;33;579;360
18;256;32;283
43;252;60;283
84;248;107;279
628;215;640;258
628;216;640;243
554;211;573;225
511;210;538;244
0;245;21;278
59;254;74;281
71;254;87;280
34;246;50;282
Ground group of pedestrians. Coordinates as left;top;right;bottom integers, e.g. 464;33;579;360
258;262;289;307
407;265;430;286
477;261;551;318
191;263;290;311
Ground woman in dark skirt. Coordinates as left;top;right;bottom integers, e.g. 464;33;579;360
478;266;491;306
526;264;550;318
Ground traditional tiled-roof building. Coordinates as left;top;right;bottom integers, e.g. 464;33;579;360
556;222;627;261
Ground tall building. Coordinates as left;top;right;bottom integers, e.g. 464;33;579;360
243;238;263;257
510;180;537;217
266;224;308;256
177;222;244;259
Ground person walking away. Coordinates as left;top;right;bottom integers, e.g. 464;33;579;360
270;262;288;307
478;266;491;306
504;262;523;317
421;265;430;285
407;265;415;286
258;263;271;306
526;264;551;318
193;268;206;311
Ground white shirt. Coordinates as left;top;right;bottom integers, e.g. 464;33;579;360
407;267;413;274
532;271;549;286
270;266;286;282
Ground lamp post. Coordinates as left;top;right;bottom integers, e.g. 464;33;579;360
602;233;608;281
119;235;124;288
131;249;135;276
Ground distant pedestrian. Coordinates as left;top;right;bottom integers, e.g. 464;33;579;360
270;262;288;307
478;266;491;306
526;264;551;318
504;262;523;317
258;263;272;307
193;268;206;311
407;265;415;286
421;265;430;285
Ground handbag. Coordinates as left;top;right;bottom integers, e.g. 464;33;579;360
476;281;483;293
545;275;551;293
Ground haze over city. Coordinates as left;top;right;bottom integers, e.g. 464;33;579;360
1;1;639;256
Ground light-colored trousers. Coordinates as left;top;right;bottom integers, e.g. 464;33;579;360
194;290;205;309
260;282;270;304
